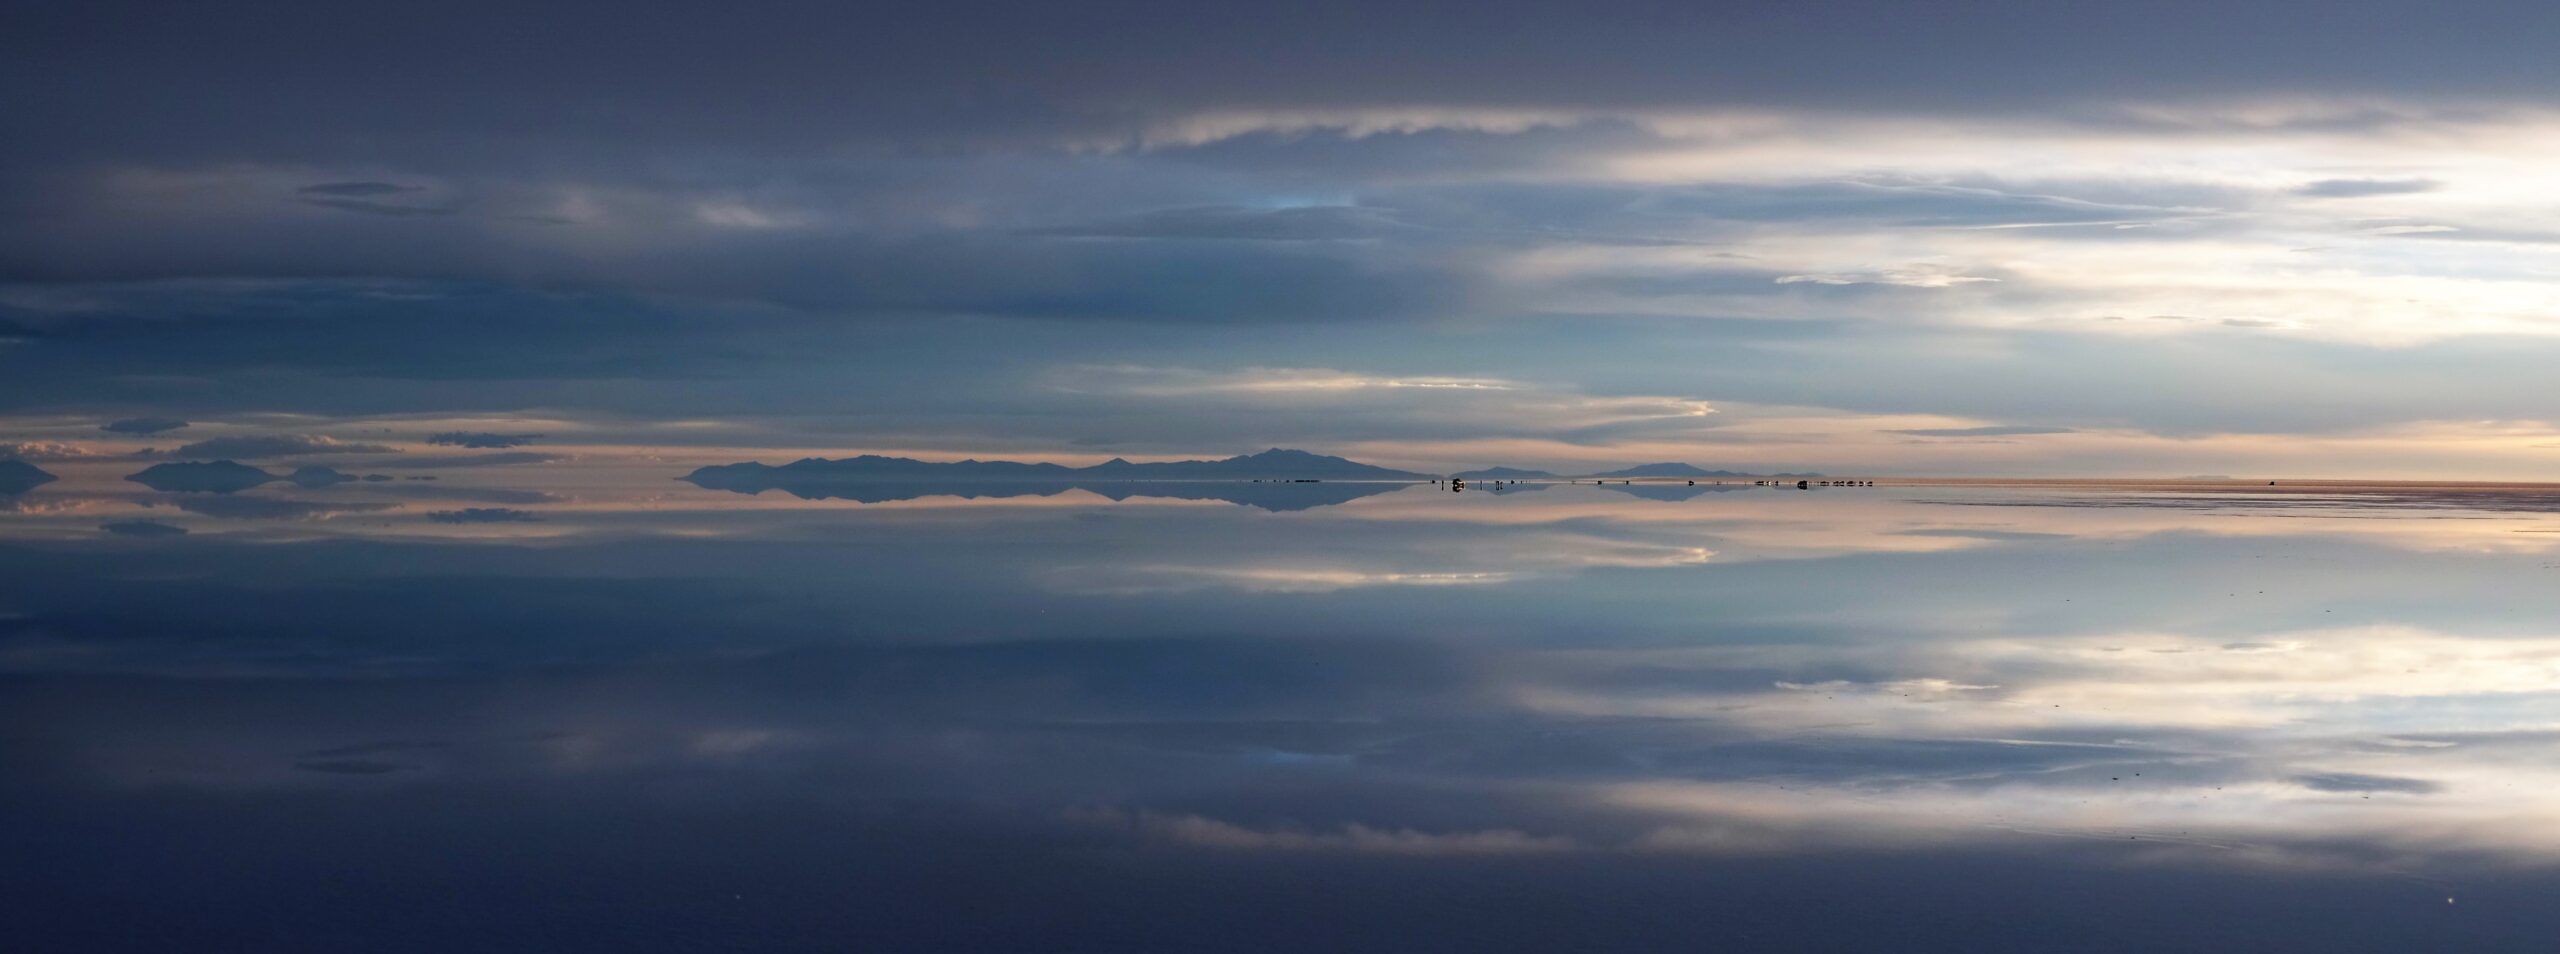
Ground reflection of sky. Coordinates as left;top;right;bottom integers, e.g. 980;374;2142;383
8;470;2560;947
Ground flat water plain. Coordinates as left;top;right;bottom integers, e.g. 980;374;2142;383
7;469;2559;950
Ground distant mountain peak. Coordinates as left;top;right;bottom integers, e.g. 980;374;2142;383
1236;448;1331;463
1587;462;1815;479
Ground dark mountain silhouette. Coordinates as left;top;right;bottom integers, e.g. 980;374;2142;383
1591;463;1741;478
127;460;278;493
0;460;58;494
1078;448;1426;480
1453;466;1554;479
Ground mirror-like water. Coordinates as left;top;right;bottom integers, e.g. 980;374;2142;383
6;468;2552;950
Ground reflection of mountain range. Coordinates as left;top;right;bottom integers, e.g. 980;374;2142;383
690;448;1426;485
1596;482;1753;502
1457;462;1828;479
0;460;59;494
129;461;396;492
128;460;279;493
685;449;1431;511
685;478;1411;512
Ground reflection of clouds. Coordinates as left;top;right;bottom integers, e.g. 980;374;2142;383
1049;564;1517;595
168;495;398;522
13;481;2560;881
1043;533;1712;594
1355;484;2560;558
1078;809;1578;855
1501;622;2560;862
1521;626;2560;733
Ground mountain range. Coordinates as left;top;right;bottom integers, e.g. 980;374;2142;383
1587;462;1822;479
687;450;1830;491
685;448;1431;488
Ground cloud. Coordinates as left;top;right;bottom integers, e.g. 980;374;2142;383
100;520;188;537
0;440;115;460
1064;365;1522;397
13;4;2560;471
1023;205;1408;241
296;181;424;198
169;434;398;458
426;431;545;449
294;180;458;216
1110;811;1576;855
387;452;561;469
1885;426;2076;438
426;508;542;524
291;758;414;775
2292;772;2441;795
101;416;189;434
2294;178;2440;198
1774;270;2001;289
300;196;462;216
167;495;397;521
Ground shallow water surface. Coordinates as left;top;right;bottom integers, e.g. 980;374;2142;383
6;472;2556;950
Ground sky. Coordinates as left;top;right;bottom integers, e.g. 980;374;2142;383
11;0;2560;476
